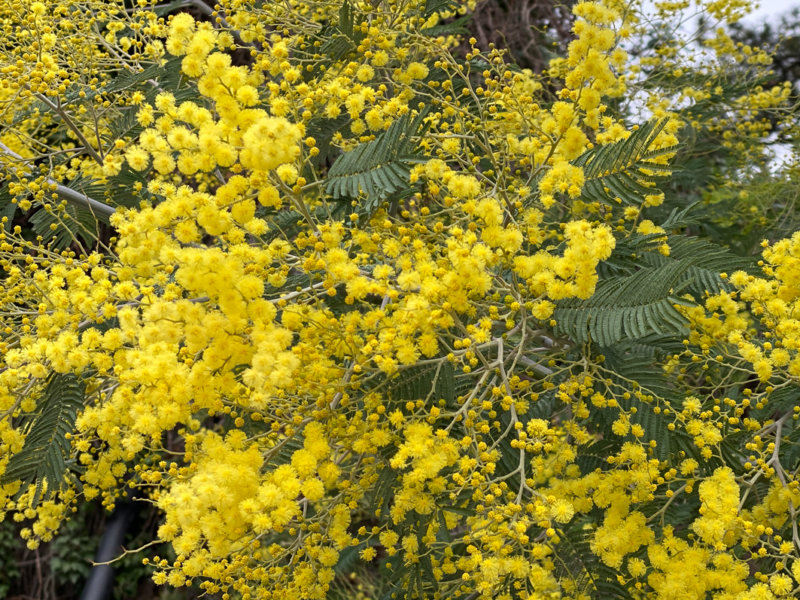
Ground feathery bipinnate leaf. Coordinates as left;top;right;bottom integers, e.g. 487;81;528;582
325;110;430;211
306;114;351;167
601;232;756;297
639;235;757;297
573;119;677;206
554;260;696;347
0;373;85;507
317;0;366;63
424;0;460;16
389;361;456;406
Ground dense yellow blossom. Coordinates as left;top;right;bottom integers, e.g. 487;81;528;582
0;0;797;598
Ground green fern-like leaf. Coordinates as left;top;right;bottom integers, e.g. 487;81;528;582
105;163;155;208
317;0;365;62
639;235;757;297
265;200;350;245
383;518;439;600
573;119;677;206
424;0;459;16
388;360;456;406
598;232;675;277
23;172;116;249
337;0;365;43
48;56;184;115
102;57;195;147
0;179;18;230
554;260;696;347
601;233;756;297
750;386;800;421
102;104;144;147
420;14;472;36
101;57;180;95
659;200;702;229
0;373;85;507
785;423;800;476
319;33;355;63
606;333;686;361
306;114;351;167
325;110;429;211
29;190;107;251
576;438;623;475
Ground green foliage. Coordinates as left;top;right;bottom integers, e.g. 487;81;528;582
0;524;21;598
336;0;366;45
603;231;757;297
0;373;85;507
316;0;366;64
602;346;694;460
265;201;349;245
306;114;352;167
573;119;677;206
750;386;800;421
729;7;800;85
327;541;386;600
424;0;460;16
640;235;756;297
87;56;186;106
420;14;472;36
0;497;195;600
101;56;193;149
554;260;695;347
27;174;108;250
388;360;456;406
0;180;17;229
50;526;94;587
382;521;438;600
325;110;430;211
696;167;800;255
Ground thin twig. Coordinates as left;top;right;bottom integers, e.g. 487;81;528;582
33;93;105;165
0;142;115;217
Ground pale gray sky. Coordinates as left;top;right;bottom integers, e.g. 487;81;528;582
743;0;799;24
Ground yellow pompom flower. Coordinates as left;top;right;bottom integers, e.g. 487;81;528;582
240;116;303;172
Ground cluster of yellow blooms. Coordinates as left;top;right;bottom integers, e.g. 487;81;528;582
686;232;800;383
0;0;799;599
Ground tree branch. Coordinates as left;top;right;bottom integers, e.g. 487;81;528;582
0;142;115;217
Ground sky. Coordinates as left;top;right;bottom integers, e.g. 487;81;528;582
741;0;799;24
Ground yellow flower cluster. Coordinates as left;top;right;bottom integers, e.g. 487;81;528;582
514;220;616;302
0;0;798;598
686;232;800;382
692;466;740;548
